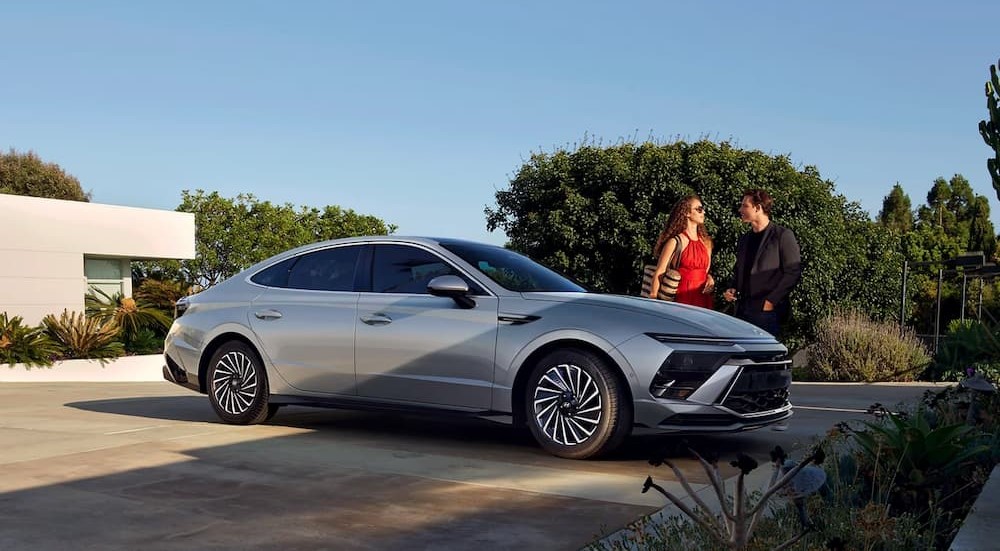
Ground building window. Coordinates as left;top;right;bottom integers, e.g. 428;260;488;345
85;257;127;299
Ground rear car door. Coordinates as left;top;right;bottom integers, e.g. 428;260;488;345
247;244;364;395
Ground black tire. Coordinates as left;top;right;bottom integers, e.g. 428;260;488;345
525;348;632;459
206;340;270;425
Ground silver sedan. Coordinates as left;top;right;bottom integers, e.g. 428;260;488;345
163;236;792;459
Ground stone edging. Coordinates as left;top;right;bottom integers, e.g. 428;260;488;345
1;355;164;382
949;464;1000;550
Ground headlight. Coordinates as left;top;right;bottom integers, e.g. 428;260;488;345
649;349;731;400
174;296;190;318
645;332;736;347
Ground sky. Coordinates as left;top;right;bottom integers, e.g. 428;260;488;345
2;1;999;246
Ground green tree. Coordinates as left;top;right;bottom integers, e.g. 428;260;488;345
967;195;996;260
899;175;997;337
0;149;90;201
878;183;914;233
142;190;396;288
919;177;956;232
486;139;904;348
979;57;1000;202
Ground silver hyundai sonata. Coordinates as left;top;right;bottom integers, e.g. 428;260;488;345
163;236;792;459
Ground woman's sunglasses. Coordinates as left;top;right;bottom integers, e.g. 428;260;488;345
692;205;705;213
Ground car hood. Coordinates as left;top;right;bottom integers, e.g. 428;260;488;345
519;292;774;340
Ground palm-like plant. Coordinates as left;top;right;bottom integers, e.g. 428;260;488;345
85;288;172;341
0;312;59;368
852;407;991;516
134;278;191;313
42;310;124;362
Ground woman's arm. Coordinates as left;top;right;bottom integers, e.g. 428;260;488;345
704;241;715;293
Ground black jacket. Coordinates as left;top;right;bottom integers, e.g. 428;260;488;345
732;222;802;316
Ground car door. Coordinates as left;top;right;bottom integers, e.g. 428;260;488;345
355;243;499;409
247;244;364;395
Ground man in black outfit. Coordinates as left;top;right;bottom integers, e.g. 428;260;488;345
723;189;801;337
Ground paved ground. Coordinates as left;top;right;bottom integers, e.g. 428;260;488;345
0;381;944;551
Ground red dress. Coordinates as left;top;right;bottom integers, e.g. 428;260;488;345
675;232;714;309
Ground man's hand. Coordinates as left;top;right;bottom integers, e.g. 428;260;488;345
723;288;737;302
763;300;774;312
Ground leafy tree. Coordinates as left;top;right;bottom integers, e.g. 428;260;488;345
0;149;90;201
893;174;997;339
979;57;1000;202
486;139;904;348
141;190;397;288
878;183;914;233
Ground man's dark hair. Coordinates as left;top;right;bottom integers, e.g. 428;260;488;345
742;189;773;216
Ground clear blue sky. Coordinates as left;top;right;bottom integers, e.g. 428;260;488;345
3;1;998;246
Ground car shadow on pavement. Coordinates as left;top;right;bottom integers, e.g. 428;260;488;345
67;396;221;423
65;395;774;482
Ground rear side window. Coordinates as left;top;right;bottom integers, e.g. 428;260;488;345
372;244;478;294
250;257;296;288
286;246;362;292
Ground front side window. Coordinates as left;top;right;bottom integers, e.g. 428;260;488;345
372;244;479;294
285;246;361;292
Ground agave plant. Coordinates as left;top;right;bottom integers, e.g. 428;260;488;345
42;310;124;363
85;287;172;341
0;312;59;368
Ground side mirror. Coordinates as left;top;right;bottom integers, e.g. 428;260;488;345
427;275;475;309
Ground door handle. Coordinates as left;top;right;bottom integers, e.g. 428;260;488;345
360;313;392;326
254;309;283;320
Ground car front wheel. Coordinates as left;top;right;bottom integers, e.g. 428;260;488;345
207;340;271;425
525;348;632;459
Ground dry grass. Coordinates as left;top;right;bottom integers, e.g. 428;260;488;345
803;308;931;382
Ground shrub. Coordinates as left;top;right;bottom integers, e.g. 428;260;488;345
0;312;59;368
803;309;931;381
930;319;1000;382
133;278;190;314
42;310;124;362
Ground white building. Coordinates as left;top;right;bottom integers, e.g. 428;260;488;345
1;193;195;324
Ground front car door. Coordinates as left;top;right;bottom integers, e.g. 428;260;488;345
354;243;499;409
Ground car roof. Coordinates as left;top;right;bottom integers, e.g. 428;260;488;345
306;235;501;249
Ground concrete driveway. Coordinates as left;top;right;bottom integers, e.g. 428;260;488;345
0;381;943;550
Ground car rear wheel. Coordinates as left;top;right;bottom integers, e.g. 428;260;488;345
207;341;271;425
525;348;632;459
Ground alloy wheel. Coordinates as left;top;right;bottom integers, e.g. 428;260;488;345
532;362;603;446
211;350;259;416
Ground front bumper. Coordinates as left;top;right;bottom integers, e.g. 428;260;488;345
619;333;793;433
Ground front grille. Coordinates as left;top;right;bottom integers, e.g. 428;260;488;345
724;387;790;414
720;358;792;414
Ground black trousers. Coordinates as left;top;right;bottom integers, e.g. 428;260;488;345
737;306;781;337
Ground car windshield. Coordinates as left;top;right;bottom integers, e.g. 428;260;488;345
441;242;587;293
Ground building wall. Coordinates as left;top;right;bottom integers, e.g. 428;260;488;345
0;194;195;325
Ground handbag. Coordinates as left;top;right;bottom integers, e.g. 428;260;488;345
641;236;682;301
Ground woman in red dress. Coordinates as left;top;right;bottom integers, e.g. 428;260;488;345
649;195;715;308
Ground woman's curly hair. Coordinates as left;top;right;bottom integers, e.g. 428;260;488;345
653;195;712;257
